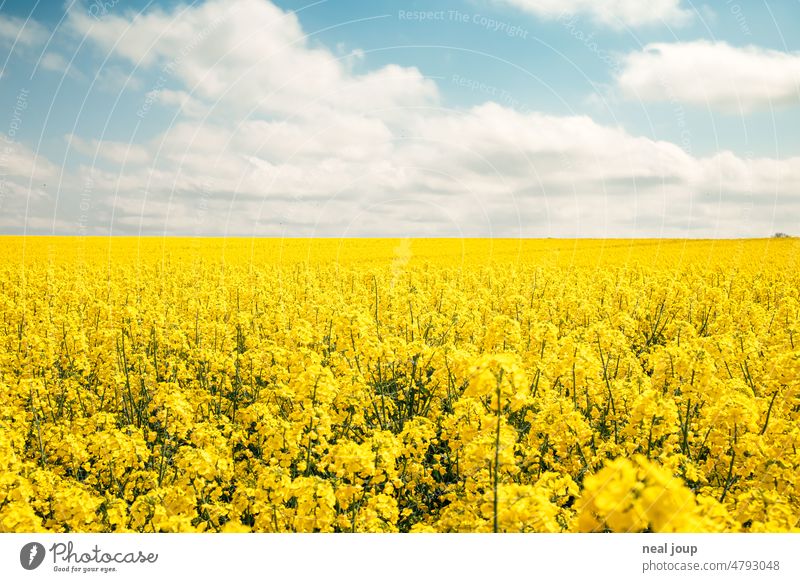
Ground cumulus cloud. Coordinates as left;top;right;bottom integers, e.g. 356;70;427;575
66;0;438;118
67;134;151;166
0;14;49;52
38;51;84;79
496;0;693;28
146;89;210;118
1;141;60;184
39;52;70;73
0;142;60;232
617;41;800;112
58;100;799;238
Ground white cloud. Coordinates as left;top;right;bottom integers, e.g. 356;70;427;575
39;51;84;79
67;134;150;166
1;142;59;183
149;89;210;118
40;52;68;71
95;65;144;92
0;142;60;233
497;0;693;28
61;99;799;238
617;41;800;112
67;0;438;118
0;14;48;51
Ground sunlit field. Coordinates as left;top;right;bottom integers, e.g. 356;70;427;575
1;237;799;532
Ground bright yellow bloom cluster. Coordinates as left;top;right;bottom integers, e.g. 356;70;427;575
0;237;798;532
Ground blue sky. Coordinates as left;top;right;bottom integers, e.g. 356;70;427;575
1;0;799;237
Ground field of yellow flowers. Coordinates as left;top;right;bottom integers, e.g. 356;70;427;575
1;237;799;533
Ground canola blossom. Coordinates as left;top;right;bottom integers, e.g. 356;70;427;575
1;237;799;533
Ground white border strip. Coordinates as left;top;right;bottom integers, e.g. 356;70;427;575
1;533;798;581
